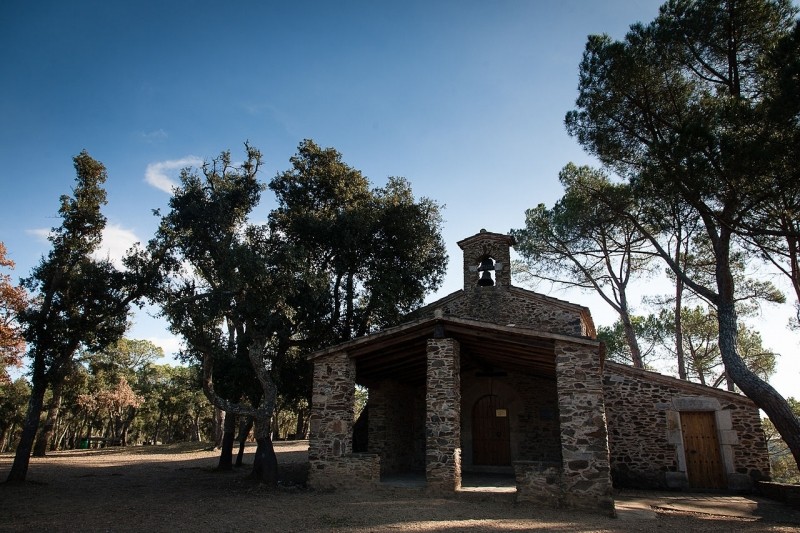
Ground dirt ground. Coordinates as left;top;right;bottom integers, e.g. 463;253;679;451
0;441;797;532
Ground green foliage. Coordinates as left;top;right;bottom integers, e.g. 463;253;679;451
513;163;656;367
269;139;447;343
9;151;159;481
0;378;30;451
601;306;777;390
152;140;447;480
20;152;130;378
563;0;800;468
597;314;666;368
763;397;800;482
154;143;278;422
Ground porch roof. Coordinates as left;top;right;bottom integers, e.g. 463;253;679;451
308;315;600;385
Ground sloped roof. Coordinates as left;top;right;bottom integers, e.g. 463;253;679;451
309;315;599;385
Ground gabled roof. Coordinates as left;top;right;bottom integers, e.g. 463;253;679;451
409;286;597;337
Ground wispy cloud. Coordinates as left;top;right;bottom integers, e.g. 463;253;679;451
144;156;203;194
26;224;141;269
94;223;141;268
139;129;168;143
26;228;52;242
145;335;184;360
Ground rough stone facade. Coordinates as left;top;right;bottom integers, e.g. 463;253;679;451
308;351;380;490
367;380;426;475
552;340;615;512
603;362;770;491
426;338;462;491
514;461;563;506
416;287;592;337
460;371;561;469
306;230;770;513
458;230;515;290
411;231;595;337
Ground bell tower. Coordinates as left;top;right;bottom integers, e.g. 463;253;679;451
456;229;515;292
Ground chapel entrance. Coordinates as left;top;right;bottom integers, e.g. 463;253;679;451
681;411;726;489
472;394;510;466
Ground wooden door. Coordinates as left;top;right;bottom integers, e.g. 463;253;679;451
681;411;726;489
472;395;510;466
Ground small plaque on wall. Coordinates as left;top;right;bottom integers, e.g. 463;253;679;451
495;409;507;417
539;407;555;421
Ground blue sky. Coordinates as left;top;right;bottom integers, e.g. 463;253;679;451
2;1;797;398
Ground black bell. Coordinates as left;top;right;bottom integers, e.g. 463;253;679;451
477;257;495;286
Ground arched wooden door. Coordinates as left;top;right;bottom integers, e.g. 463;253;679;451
472;395;510;466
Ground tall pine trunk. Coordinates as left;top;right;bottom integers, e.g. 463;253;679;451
6;376;47;482
715;232;800;469
34;382;63;456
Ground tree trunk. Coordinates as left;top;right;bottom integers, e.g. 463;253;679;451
217;412;236;471
717;300;800;467
33;382;62;456
620;311;644;368
120;407;136;446
236;416;253;467
713;224;800;470
6;376;47;482
213;408;225;448
675;277;687;380
295;409;305;440
249;414;278;484
192;412;201;442
152;410;163;444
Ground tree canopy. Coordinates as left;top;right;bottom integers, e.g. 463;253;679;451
562;0;800;467
7;152;162;482
153;140;447;483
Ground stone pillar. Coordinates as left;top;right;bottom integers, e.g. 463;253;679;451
308;351;356;487
425;338;461;491
554;340;615;514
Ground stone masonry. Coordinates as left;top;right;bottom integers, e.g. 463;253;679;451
367;380;426;475
306;230;770;510
426;338;461;491
308;351;380;490
551;340;615;513
603;362;769;491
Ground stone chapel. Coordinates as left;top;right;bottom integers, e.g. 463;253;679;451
306;230;770;513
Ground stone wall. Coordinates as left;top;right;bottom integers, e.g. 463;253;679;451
460;372;561;470
510;373;562;463
552;340;615;513
367;380;426;475
308;351;381;489
514;461;563;507
426;338;462;491
415;287;590;337
603;362;770;490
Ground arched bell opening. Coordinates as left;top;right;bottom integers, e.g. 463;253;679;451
476;255;496;286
